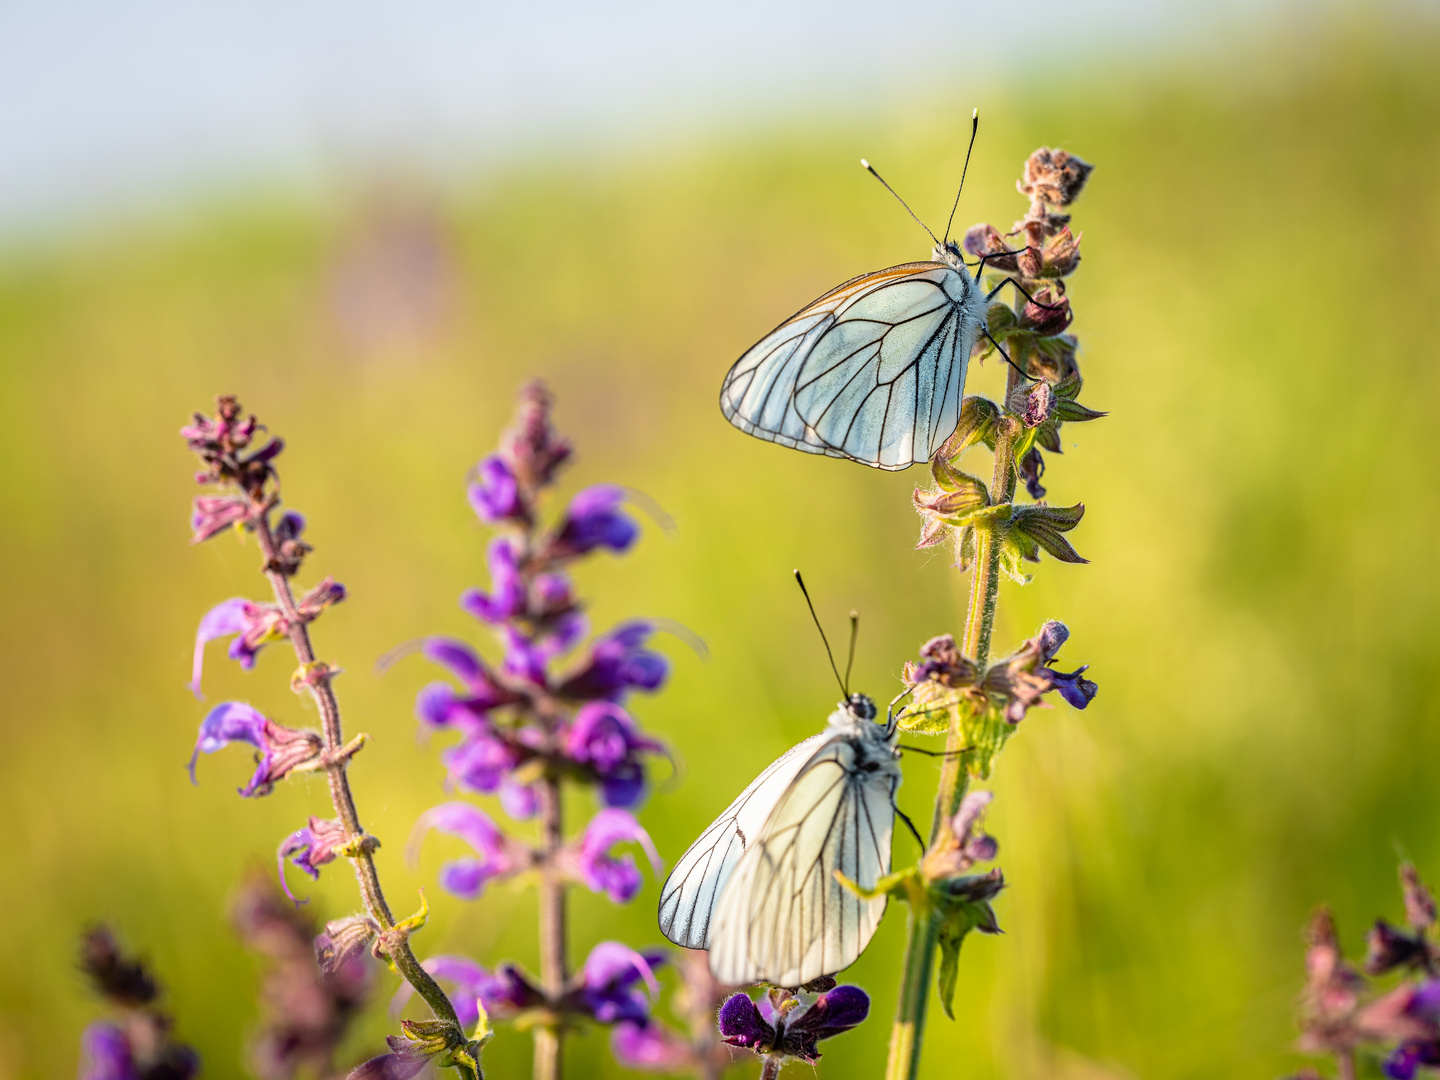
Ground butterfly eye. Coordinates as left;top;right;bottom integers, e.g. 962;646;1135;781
861;760;881;774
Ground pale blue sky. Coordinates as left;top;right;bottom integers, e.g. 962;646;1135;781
0;0;1419;232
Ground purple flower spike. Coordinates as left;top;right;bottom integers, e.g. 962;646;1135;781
559;622;669;702
571;942;666;1026
460;537;526;624
548;485;638;560
188;702;322;797
568;809;663;904
467;454;523;523
611;1020;695;1071
408;802;529;900
719;993;775;1052
277;817;350;903
80;1023;139;1080
188;597;287;698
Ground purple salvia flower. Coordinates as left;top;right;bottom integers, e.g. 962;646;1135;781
1385;1040;1440;1080
460;537;526;623
558;621;668;702
720;985;870;1064
408;802;530;900
610;1020;695;1071
277;817;350;903
561;701;666;808
79;1023;138;1080
547;485;638;560
188;597;287;698
564;808;663;904
569;942;665;1026
390;955;545;1028
532;571;574;615
188;701;322;797
467;454;523;523
441;729;522;796
415;637;518;731
189;494;252;543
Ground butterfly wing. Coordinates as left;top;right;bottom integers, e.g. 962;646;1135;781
719;262;985;470
658;731;834;951
707;736;897;987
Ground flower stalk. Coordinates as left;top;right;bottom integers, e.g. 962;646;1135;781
179;396;480;1079
885;146;1099;1079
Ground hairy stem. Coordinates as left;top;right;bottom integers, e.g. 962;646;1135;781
534;775;568;1080
885;383;1020;1080
759;1053;785;1080
252;514;476;1079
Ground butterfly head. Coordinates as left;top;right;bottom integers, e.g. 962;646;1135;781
933;239;967;272
843;692;877;722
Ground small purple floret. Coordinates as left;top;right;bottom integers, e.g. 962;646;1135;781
79;1023;139;1080
467;455;523;523
409;802;525;900
550;485;638;559
572;809;663;903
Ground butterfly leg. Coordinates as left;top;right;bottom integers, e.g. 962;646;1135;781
985;276;1067;311
982;328;1036;382
895;806;926;853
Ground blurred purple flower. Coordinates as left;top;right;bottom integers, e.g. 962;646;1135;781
561;702;665;808
441;729;522;796
277;817;350;903
467;455;523;523
460;538;526;624
408;802;530;900
548;486;638;560
563;809;663;904
347;1040;430;1080
568;942;665;1026
951;790;999;865
611;1021;695;1072
79;1023;138;1080
1386;1039;1440;1079
188;598;287;697
416;637;519;730
190;494;252;543
392;955;545;1029
719;985;870;1064
188;701;322;797
558;622;668;702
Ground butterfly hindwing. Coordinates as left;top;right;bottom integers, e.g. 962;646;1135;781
657;731;833;951
720;260;985;470
707;734;897;987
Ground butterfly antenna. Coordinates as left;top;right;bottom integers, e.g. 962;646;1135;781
860;159;938;245
844;610;859;698
794;569;846;698
943;109;980;244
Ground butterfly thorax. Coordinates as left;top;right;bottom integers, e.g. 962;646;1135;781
932;239;968;273
827;693;902;776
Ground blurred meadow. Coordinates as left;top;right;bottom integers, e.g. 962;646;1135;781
3;13;1440;1080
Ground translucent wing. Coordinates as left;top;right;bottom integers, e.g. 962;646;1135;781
707;738;897;987
719;262;986;470
658;731;834;951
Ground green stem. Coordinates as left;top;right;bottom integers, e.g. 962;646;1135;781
884;411;1018;1080
534;775;568;1080
253;513;478;1080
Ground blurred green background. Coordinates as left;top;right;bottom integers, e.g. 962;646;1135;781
3;14;1440;1080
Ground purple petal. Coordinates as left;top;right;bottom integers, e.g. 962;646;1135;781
499;778;540;820
347;1052;430;1080
788;984;871;1039
188;598;254;698
188;701;268;783
411;802;504;860
422;637;485;686
1047;665;1098;709
582;809;663;875
79;1023;139;1080
467;455;522;523
1036;620;1070;664
581;941;663;998
718;993;773;1049
950;790;993;842
438;858;503;901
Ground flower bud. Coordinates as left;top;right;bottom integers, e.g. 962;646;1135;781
1008;380;1055;428
1019;289;1072;337
961;223;1020;273
1018;148;1093;208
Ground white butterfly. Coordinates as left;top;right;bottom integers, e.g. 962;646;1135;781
719;239;990;471
657;691;904;987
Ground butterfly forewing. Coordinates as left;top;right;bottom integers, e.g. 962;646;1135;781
657;731;833;951
707;737;896;987
720;260;983;470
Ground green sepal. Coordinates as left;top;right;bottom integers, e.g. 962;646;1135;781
936;893;1002;1020
1007;503;1087;565
936;397;1001;461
